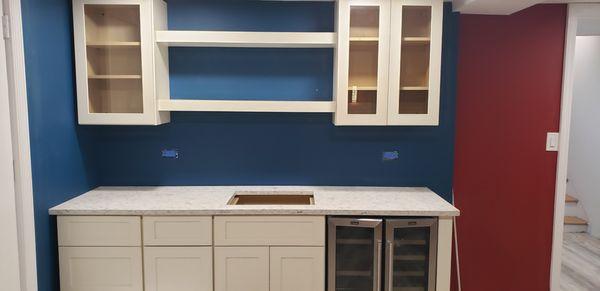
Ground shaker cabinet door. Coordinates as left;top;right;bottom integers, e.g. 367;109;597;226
270;247;325;291
387;0;444;125
144;247;213;291
214;247;269;291
59;246;143;291
334;0;391;125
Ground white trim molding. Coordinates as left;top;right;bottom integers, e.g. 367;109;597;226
2;0;38;290
550;4;600;291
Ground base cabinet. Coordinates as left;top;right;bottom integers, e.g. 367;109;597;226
58;246;143;291
270;247;325;291
144;247;213;291
214;247;270;291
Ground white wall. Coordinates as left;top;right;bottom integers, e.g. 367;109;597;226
568;36;600;238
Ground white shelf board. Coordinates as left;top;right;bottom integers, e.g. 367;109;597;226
158;99;335;113
400;86;429;91
87;41;141;47
88;75;142;80
156;31;336;48
350;37;379;42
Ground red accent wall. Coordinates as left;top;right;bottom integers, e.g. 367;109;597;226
454;5;566;291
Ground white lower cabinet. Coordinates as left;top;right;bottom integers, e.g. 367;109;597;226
58;246;143;291
270;247;325;291
214;247;270;291
144;247;213;291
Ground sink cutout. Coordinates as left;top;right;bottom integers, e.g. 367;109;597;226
228;191;315;205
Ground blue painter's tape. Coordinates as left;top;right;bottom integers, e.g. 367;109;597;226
162;149;179;159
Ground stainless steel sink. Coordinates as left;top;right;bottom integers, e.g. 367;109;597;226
227;191;315;205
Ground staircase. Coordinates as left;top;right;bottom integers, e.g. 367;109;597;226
564;194;589;233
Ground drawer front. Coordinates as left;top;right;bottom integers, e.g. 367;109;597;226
214;216;325;246
59;246;143;291
143;216;212;246
144;247;213;291
58;216;141;247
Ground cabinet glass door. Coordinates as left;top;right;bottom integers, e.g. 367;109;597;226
388;0;443;125
385;218;438;291
335;0;390;125
328;218;382;291
84;4;143;114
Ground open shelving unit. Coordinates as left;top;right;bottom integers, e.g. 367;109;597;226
155;30;336;113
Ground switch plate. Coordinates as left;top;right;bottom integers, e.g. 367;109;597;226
546;132;559;152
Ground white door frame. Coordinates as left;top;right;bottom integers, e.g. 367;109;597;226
549;4;600;291
2;0;38;290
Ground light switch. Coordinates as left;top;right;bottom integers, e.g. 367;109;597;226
546;132;559;152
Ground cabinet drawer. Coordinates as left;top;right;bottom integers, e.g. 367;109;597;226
58;216;141;247
214;216;325;246
143;216;212;246
144;247;213;291
59;246;143;291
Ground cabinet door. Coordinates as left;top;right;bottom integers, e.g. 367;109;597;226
214;247;269;291
59;246;143;291
335;0;391;125
73;0;166;125
270;247;325;291
387;0;443;125
144;247;213;291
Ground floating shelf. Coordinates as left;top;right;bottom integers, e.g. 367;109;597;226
156;31;336;48
88;75;142;80
86;41;141;48
158;100;335;113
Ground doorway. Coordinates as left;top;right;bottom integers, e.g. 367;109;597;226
551;4;600;291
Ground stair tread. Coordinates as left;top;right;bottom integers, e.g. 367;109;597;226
565;216;588;225
566;194;579;203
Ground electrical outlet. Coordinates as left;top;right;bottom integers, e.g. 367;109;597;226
382;151;399;161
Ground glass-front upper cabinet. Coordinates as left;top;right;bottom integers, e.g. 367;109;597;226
335;0;443;126
335;0;391;125
388;0;443;125
72;0;169;125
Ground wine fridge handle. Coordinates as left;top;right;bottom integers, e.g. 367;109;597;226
376;240;382;291
387;240;394;291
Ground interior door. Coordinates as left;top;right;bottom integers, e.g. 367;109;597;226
327;218;383;291
0;0;22;287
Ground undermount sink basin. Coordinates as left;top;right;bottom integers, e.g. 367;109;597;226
227;191;315;205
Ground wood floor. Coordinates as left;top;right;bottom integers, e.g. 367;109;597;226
561;233;600;291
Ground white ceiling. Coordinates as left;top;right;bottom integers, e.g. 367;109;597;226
453;0;600;15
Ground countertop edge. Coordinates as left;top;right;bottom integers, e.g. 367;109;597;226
49;209;460;217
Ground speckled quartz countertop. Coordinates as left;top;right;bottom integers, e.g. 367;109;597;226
48;186;459;216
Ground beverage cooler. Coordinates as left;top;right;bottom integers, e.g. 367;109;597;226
328;217;438;291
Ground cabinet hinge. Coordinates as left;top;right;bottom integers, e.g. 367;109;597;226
2;14;10;39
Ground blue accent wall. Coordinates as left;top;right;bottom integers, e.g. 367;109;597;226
20;2;458;291
21;0;99;290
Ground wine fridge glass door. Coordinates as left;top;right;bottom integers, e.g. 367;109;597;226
328;218;383;291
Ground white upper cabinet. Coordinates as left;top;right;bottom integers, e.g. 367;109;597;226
73;0;170;125
335;0;444;126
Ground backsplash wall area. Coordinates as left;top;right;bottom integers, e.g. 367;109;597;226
92;1;459;201
21;1;458;291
